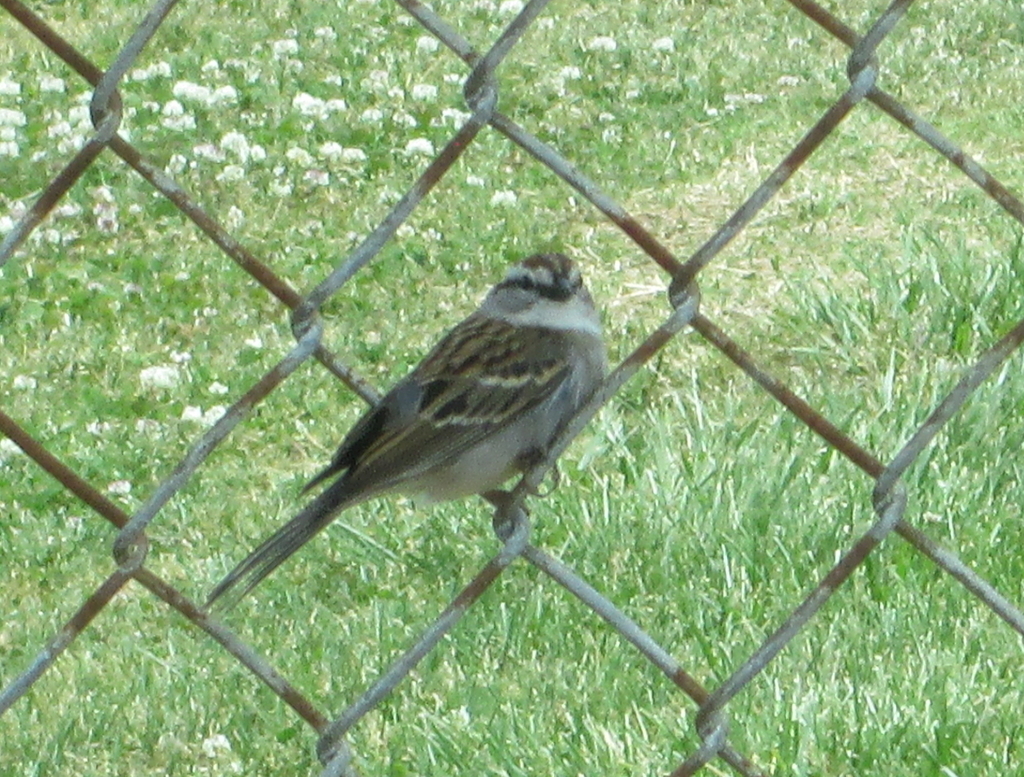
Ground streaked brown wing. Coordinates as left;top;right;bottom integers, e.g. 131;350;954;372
338;316;572;495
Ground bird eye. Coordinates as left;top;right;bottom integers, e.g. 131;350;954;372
512;274;537;291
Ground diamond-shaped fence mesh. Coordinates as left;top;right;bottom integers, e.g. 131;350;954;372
2;0;1023;774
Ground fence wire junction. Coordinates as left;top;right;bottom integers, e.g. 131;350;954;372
2;0;1024;775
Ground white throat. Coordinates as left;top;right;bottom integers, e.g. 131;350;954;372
484;293;602;337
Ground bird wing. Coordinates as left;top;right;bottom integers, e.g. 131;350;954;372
333;316;573;496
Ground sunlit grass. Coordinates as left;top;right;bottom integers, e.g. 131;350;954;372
2;1;1023;776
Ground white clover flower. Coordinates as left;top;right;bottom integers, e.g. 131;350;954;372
411;83;438;101
0;79;21;96
724;92;766;105
0;438;24;457
211;85;238;105
225;58;261;84
393;111;417;128
359;107;384;123
226;205;244;230
490;190;517;206
216;164;245;182
466;175;485;187
319;141;343;160
244;336;263;349
403;137;434;156
172;80;213;105
92;186;119;234
285;146;314;166
303;169;330;186
219;131;250;160
209;382;230;395
39;76;66;93
107;480;132;496
498;0;523;15
315;26;338;41
135;419;162;435
67;105;92;130
340;147;367;163
558;65;582;80
86;421;113;435
161;100;195;130
0;140;17;157
12;375;37;390
194;143;225;161
248;144;267;162
163;113;197;131
166;154;188;174
324;74;344;86
269;181;293;197
586;36;617;52
416;35;439;53
292;92;326;117
55;202;83;218
204;406;227;425
201;734;232;758
652;37;675;52
777;75;801;87
47;120;72;138
201;59;221;73
181;405;204;422
0;108;27;127
439;108;470;127
272;38;299;58
92;185;115;203
130;61;172;81
324;98;348;113
169;350;192;363
139;365;181;389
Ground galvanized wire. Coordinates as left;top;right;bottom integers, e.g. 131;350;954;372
2;0;1023;775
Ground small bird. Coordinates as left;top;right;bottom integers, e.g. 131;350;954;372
207;253;606;608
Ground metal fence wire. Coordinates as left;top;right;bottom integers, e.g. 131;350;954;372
2;0;1023;774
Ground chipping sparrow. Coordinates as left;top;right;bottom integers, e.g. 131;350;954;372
207;252;606;608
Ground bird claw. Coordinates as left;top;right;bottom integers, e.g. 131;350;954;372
483;490;530;541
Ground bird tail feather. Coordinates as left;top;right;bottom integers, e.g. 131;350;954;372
205;477;354;610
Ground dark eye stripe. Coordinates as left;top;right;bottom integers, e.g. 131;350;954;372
500;274;574;301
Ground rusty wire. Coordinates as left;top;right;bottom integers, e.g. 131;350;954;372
2;0;1023;775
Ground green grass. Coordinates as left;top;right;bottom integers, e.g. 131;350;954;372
2;1;1024;775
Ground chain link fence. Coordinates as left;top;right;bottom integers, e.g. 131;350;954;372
2;0;1023;774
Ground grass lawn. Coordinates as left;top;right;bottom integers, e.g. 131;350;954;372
2;0;1023;775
